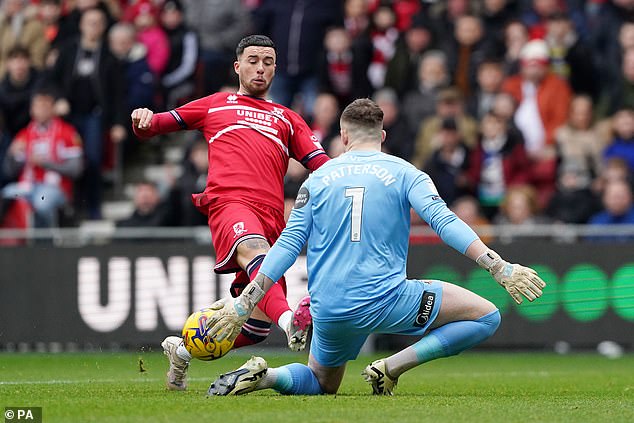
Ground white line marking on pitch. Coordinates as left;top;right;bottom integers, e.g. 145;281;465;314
0;377;212;386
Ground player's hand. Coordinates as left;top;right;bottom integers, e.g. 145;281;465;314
205;281;266;342
476;250;546;304
131;108;154;130
205;297;251;343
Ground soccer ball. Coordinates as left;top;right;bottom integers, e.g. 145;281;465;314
181;307;235;361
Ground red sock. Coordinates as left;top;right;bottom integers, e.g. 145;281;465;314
256;279;290;323
232;318;272;348
246;256;290;324
233;333;255;348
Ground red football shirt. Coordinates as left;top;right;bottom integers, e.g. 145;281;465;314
135;92;327;211
14;117;82;200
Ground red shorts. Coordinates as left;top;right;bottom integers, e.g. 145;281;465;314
203;199;286;274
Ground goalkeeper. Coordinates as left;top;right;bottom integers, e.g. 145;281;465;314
205;98;546;396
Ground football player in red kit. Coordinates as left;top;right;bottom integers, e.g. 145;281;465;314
131;35;329;390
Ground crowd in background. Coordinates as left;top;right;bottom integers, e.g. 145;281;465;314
1;0;634;237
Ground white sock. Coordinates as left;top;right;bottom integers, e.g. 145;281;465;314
277;310;293;335
257;367;279;390
384;347;418;378
176;344;192;362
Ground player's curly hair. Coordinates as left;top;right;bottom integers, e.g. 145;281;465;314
340;98;384;130
236;35;276;58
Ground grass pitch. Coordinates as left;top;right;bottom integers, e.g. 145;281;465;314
1;351;633;423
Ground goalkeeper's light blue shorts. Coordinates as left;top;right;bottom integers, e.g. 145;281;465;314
310;279;443;367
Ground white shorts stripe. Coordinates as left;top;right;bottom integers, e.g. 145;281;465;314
214;234;268;270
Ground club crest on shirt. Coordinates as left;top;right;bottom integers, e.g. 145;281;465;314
233;221;247;237
226;94;238;104
272;107;285;118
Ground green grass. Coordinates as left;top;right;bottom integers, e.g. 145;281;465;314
1;351;633;423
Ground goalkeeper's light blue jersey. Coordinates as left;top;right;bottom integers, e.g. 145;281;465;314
260;150;479;321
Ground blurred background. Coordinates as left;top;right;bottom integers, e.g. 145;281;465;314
0;0;632;356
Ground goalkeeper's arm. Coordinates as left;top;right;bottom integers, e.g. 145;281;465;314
465;239;546;304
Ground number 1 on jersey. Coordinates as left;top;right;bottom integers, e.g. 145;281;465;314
345;187;365;242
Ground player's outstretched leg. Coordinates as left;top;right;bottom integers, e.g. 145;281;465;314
361;359;398;396
161;336;190;391
207;356;268;396
207;358;325;396
286;295;312;352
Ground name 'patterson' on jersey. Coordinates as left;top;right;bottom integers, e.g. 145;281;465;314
321;164;397;187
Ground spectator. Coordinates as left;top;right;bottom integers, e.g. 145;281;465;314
480;0;519;54
502;39;572;207
411;86;479;169
343;0;370;40
107;21;155;166
366;5;399;91
160;0;198;109
373;88;414;162
117;180;172;227
47;7;126;219
590;0;634;84
384;14;434;96
594;157;633;194
546;162;601;224
501;19;528;75
588;179;634;241
422;117;470;206
494;184;549;229
599;48;634;117
39;0;64;52
0;47;42;175
466;111;530;219
545;12;599;100
427;0;480;44
167;139;208;227
441;14;490;98
108;23;155;113
1;86;83;228
401;50;450;137
51;0;116;58
327;135;345;158
490;91;517;122
467;58;506;119
309;93;340;149
318;27;371;107
521;0;586;41
604;108;634;172
555;94;605;183
252;0;343;117
124;0;170;77
451;194;493;243
179;0;247;95
0;0;49;77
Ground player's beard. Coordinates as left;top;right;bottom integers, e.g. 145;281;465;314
244;79;271;98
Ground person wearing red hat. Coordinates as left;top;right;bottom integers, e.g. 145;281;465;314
123;0;170;76
501;38;572;209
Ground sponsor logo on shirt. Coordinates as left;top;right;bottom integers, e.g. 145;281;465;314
294;187;310;209
227;94;238;104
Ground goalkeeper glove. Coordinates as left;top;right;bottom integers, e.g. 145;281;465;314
205;281;266;342
476;250;546;304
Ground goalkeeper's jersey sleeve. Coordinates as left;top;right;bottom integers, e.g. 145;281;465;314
260;150;479;321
